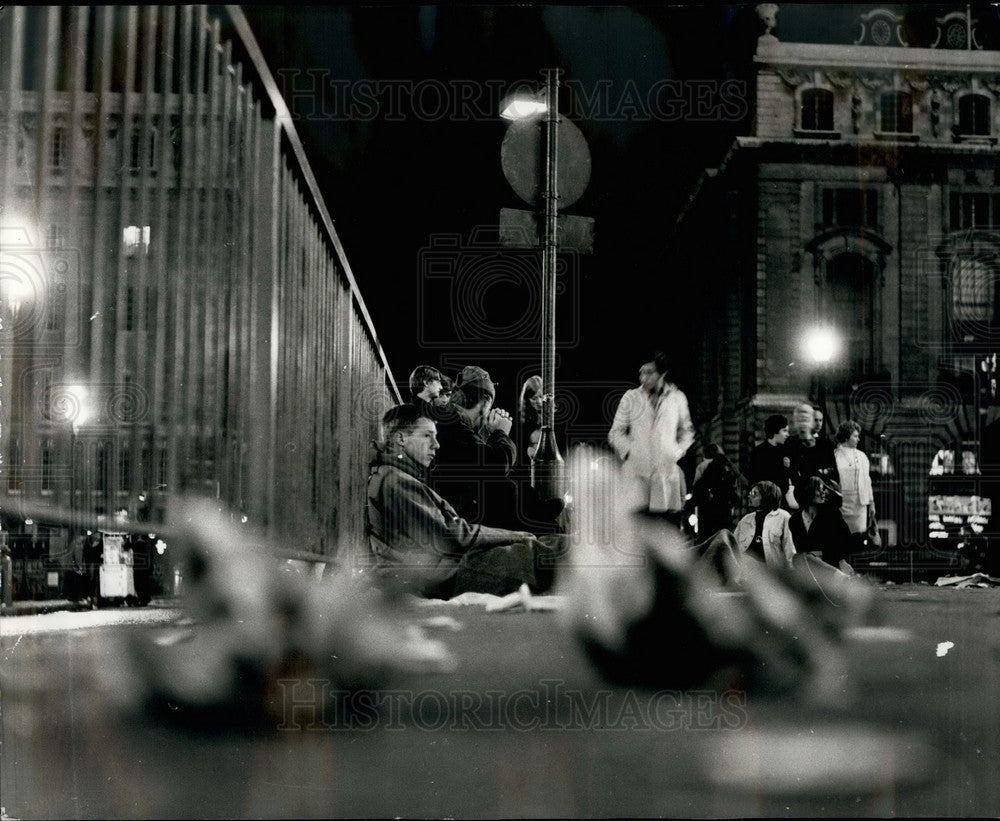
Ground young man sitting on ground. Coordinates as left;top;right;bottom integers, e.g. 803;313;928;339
366;404;560;599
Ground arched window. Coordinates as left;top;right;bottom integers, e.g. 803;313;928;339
957;93;991;137
880;91;913;133
827;253;877;378
952;257;995;321
801;88;834;132
940;234;1000;345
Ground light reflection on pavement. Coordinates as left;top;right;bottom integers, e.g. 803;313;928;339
0;606;184;637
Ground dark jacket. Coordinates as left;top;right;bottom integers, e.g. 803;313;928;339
788;503;852;566
423;403;518;526
747;441;792;494
785;435;837;487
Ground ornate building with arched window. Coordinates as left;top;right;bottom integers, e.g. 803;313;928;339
675;5;1000;575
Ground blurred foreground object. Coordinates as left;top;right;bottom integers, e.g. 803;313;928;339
560;447;880;701
127;499;454;728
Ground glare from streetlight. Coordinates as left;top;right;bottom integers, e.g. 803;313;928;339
802;326;840;364
500;96;547;120
60;384;93;431
1;276;35;313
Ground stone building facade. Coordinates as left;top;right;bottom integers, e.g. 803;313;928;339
677;5;1000;571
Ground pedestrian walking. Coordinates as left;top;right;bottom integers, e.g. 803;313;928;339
608;352;695;524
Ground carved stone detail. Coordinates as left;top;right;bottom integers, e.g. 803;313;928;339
775;67;807;89
857;73;891;92
756;4;779;42
981;76;1000;97
932;11;982;50
824;71;855;90
930;88;942;138
854;8;908;47
930;75;966;95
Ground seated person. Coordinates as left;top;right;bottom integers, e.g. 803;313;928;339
562;446;879;700
788;475;853;569
733;480;796;569
434;374;454;407
430;365;519;528
696;480;795;582
366;404;558;599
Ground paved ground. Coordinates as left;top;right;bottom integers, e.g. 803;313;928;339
1;584;998;818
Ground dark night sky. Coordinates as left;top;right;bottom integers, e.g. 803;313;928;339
230;3;999;426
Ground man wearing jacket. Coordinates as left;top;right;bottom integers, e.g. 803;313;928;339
429;365;519;528
366;404;554;598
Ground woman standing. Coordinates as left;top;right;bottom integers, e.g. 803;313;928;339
834;421;878;545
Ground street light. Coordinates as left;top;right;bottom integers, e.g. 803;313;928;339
501;70;564;501
500;90;547;121
802;326;840;366
802;325;841;417
53;384;92;529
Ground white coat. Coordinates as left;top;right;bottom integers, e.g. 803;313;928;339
608;384;695;512
733;508;797;568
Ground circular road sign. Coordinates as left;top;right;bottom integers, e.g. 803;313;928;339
500;117;591;210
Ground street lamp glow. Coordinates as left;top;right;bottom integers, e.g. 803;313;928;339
803;326;840;364
62;384;92;431
500;95;547;120
1;276;35;313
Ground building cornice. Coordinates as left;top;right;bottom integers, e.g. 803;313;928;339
735;135;1000;159
755;41;1000;73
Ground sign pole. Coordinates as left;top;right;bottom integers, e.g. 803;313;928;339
531;68;565;501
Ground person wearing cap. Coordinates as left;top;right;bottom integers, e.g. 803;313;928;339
429;365;519;528
608;352;695;523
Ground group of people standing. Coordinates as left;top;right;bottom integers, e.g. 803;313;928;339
744;403;879;560
685;404;881;582
602;357;880;579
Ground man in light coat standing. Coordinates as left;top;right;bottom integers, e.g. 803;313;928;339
609;353;695;523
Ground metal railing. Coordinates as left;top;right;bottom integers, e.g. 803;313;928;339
0;5;399;563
